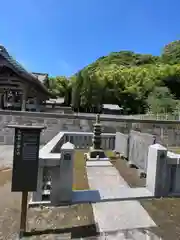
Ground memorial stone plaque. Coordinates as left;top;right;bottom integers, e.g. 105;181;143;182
9;125;44;192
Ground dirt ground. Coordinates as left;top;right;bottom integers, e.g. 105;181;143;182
0;151;97;240
111;155;180;240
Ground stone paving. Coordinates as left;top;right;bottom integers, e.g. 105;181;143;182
86;161;161;240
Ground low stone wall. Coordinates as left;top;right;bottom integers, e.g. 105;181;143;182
44;106;73;114
0;111;130;145
1;110;180;145
0;111;120;145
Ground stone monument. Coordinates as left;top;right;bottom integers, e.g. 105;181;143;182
85;114;108;160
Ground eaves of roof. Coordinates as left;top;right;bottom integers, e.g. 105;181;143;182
0;46;51;96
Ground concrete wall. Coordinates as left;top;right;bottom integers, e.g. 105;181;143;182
0;110;127;145
44;106;73;114
1;110;180;145
0;113;86;145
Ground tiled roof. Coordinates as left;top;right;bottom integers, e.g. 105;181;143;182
103;104;123;110
0;45;32;75
0;45;50;95
46;97;64;104
32;72;48;83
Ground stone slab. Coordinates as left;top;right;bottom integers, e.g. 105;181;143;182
86;164;157;233
92;201;156;233
86;161;112;167
95;229;161;240
70;188;153;203
87;157;110;161
29;188;154;208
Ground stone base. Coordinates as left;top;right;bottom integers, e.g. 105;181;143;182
84;153;109;162
89;147;107;158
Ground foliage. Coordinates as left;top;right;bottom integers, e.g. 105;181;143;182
46;76;71;105
147;87;177;114
70;63;180;113
162;41;180;64
45;40;180;114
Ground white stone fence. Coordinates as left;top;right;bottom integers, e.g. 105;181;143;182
62;132;115;150
30;138;180;206
146;144;180;197
32;131;115;202
49;131;115;153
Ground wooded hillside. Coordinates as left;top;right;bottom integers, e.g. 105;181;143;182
46;40;180;114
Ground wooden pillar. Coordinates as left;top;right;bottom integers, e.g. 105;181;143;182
3;91;8;109
35;97;39;112
21;88;27;111
0;92;3;109
35;96;43;112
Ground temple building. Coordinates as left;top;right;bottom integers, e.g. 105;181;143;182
0;45;51;111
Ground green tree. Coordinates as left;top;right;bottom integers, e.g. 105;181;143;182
46;40;180;114
47;76;69;97
147;86;177;114
71;71;84;110
162;40;180;64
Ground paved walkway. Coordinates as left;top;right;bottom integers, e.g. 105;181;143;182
86;161;161;239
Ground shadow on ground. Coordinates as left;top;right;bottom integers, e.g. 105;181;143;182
24;224;98;239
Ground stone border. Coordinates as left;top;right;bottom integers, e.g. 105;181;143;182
39;131;65;166
1;109;180;124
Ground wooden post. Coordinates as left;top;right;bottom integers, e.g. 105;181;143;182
0;92;3;109
19;191;28;238
21;88;27;111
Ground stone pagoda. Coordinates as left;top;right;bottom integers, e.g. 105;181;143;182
85;114;108;160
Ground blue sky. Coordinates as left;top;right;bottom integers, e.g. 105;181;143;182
0;0;179;77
